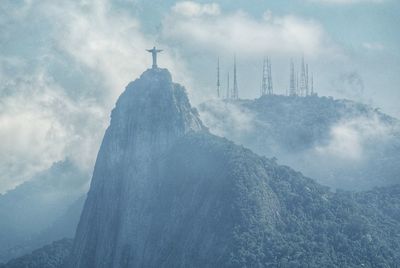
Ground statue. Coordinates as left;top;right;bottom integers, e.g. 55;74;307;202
146;46;163;69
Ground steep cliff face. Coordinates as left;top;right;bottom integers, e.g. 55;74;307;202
68;68;278;267
67;68;206;267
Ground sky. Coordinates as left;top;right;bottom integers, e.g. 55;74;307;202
0;0;399;193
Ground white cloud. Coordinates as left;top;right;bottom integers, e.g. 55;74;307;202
172;1;220;17
199;100;256;140
363;42;385;51
315;115;391;160
163;5;340;58
1;0;397;193
307;0;386;4
47;0;193;101
331;71;365;101
0;69;107;192
45;1;157;101
0;0;191;193
316;122;363;159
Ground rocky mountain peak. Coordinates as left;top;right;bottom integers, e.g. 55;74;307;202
67;68;206;267
111;68;203;137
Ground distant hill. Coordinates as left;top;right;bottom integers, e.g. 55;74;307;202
0;239;72;268
0;160;88;263
199;95;400;190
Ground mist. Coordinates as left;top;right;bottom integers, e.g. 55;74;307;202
199;96;400;191
1;0;400;267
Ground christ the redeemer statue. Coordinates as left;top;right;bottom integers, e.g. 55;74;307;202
146;46;163;69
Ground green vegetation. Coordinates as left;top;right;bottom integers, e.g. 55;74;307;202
0;239;72;268
200;95;400;190
263;158;400;267
3;132;399;268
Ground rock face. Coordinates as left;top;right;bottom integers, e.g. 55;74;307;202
68;68;276;267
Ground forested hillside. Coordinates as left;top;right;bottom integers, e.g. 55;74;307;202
200;95;400;190
2;134;400;267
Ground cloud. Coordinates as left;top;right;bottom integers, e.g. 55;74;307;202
1;0;398;193
48;0;193;102
315;121;363;160
330;71;365;100
199;100;256;139
200;99;400;189
307;0;386;4
45;0;159;101
0;0;191;193
163;3;340;58
172;1;220;17
314;115;392;160
363;42;385;51
0;68;107;192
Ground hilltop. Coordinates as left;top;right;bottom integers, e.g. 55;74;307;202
200;95;400;190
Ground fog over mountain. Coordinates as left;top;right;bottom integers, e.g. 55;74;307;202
2;74;399;267
200;95;400;190
0;160;87;263
1;0;400;195
0;60;398;267
5;67;397;267
1;1;400;267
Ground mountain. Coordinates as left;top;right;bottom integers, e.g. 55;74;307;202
35;195;85;245
2;68;400;267
4;135;400;267
199;95;400;190
62;68;400;267
0;160;88;263
67;68;206;267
